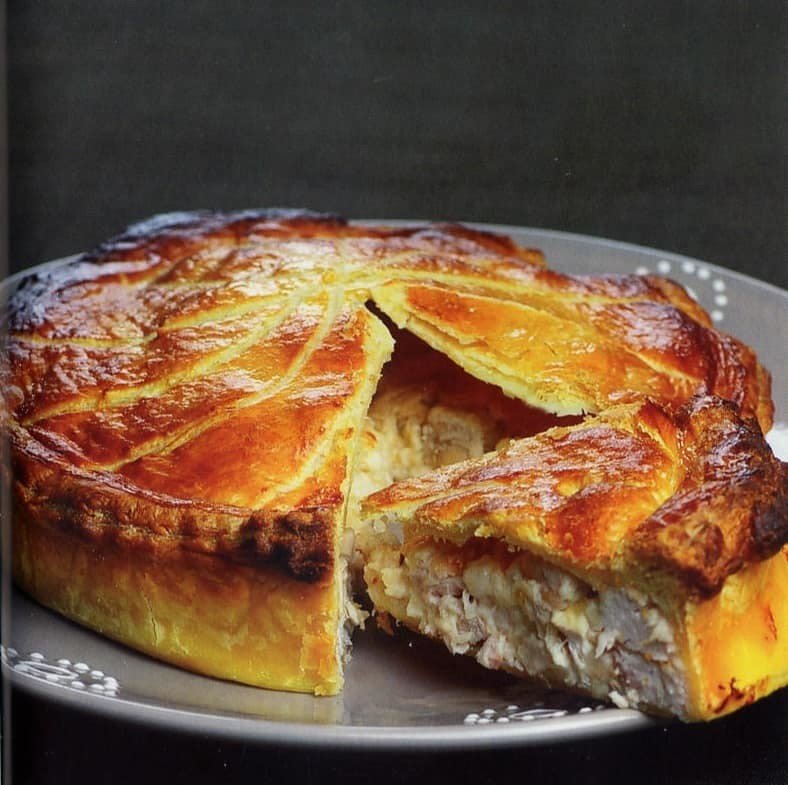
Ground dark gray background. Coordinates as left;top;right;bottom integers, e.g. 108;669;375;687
6;2;788;784
8;1;787;287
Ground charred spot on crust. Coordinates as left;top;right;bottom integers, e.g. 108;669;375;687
235;509;335;582
712;678;760;715
630;396;788;597
751;466;788;559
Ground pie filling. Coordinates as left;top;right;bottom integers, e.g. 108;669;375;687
341;330;523;663
348;319;577;506
361;535;689;717
344;325;688;715
340;363;517;666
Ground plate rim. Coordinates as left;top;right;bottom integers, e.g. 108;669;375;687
5;654;658;750
359;220;788;299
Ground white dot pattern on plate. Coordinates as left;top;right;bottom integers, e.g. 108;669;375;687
463;701;605;725
630;260;728;323
1;645;121;697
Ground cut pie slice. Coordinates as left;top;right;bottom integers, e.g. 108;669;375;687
358;397;787;720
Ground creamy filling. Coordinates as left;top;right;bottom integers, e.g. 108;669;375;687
340;379;515;668
363;538;689;717
346;384;513;580
351;388;506;503
337;528;368;667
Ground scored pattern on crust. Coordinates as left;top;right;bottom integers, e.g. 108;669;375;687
1;210;778;587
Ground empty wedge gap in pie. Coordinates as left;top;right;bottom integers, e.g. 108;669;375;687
350;313;583;501
3;209;785;720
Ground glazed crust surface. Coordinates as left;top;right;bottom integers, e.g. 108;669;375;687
2;208;784;697
363;396;787;598
361;396;788;719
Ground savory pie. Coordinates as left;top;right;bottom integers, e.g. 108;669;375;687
2;209;785;718
359;395;787;720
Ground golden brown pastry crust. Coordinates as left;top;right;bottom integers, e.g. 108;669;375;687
363;397;787;599
630;397;787;596
361;397;788;720
13;510;343;693
2;208;783;700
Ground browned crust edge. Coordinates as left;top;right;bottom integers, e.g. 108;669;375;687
630;396;788;597
8;425;337;583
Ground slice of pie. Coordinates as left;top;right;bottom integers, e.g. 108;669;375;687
3;209;785;714
358;396;787;720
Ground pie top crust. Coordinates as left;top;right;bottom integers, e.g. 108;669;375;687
363;395;787;599
2;209;781;593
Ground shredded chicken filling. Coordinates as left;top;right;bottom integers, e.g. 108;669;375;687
363;538;689;716
341;377;517;658
352;388;507;504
